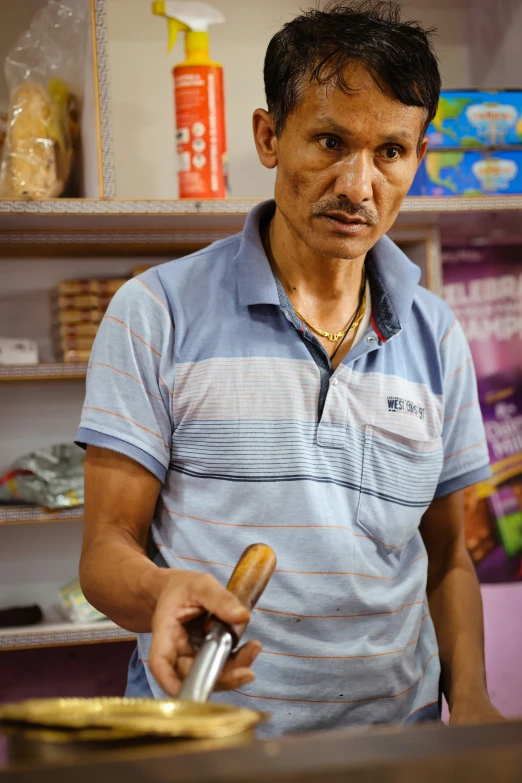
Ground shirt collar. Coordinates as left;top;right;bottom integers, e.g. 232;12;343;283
365;233;421;341
234;200;280;307
234;199;420;339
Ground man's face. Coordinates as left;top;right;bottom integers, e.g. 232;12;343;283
267;62;427;260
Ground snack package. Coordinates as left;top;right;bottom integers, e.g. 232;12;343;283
55;294;113;310
59;579;106;624
58;279;128;296
63;349;91;363
409;150;522;196
426;90;522;149
58;336;95;352
57;309;105;325
0;1;87;199
56;323;100;338
0;443;85;509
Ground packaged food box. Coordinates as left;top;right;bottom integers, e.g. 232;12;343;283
0;337;38;365
56;309;105;325
54;293;113;310
58;336;96;352
488;485;522;557
58;279;127;296
59;579;106;624
56;323;99;338
427;90;522;148
408;150;522;196
63;349;91;363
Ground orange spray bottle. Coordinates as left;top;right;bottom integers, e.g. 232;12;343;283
152;1;228;199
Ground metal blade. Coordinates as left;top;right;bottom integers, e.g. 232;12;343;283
178;622;233;703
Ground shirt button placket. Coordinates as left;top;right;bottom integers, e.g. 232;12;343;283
317;368;351;448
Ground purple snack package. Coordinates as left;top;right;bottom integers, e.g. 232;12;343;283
478;367;522;485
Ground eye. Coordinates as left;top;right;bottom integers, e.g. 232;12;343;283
318;136;342;151
380;145;402;160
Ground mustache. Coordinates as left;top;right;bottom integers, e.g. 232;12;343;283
312;199;379;227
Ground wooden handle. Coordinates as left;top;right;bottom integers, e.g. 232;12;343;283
209;543;277;646
226;543;277;611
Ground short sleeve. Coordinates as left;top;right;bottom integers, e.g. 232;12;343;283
435;318;491;498
76;271;174;483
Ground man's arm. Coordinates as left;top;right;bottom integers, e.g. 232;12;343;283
80;445;261;696
420;489;504;725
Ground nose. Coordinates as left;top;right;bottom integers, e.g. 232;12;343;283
333;152;373;204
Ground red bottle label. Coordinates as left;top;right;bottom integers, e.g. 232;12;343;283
173;64;227;199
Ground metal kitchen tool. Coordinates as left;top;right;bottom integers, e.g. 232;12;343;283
178;542;277;703
0;543;277;742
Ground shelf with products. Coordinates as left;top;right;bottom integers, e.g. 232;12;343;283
0;506;84;526
0;620;135;651
0;197;520;259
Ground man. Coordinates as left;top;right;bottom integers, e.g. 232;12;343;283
78;2;503;736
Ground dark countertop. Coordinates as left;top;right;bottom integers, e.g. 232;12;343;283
1;719;522;782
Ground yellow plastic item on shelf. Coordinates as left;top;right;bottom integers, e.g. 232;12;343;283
152;1;228;198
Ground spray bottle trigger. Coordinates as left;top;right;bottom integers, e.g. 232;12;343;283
167;17;190;51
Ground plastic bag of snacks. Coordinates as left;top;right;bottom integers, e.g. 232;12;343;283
0;443;84;509
0;0;87;199
59;579;106;624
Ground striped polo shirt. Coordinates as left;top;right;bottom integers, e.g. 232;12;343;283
77;200;490;737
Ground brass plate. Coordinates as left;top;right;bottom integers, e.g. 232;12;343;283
1;724;141;743
0;698;265;740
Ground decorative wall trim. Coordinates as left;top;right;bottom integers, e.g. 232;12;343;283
93;0;116;197
0;231;230;245
0;506;84;525
0;363;88;381
0;620;134;650
0;198;259;214
1;196;521;215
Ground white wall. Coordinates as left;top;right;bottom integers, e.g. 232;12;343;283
468;0;522;88
106;0;472;199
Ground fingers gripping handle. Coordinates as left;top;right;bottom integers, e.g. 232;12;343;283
179;544;277;702
208;543;277;646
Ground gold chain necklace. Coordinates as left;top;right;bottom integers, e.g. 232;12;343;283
293;272;367;343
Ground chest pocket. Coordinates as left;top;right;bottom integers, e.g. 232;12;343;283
356;424;443;551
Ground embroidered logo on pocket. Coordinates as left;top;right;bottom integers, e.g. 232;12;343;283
387;396;425;421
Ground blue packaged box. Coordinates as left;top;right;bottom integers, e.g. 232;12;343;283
427;90;522;148
408;150;522;196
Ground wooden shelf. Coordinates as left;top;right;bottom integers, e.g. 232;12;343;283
0;620;135;650
1;195;522;217
0;196;521;255
403;195;522;213
0;363;87;382
0;506;83;526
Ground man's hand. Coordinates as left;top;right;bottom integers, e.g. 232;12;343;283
81;447;262;697
450;693;506;726
421;491;504;727
149;570;262;697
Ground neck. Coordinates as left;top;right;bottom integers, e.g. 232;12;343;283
262;206;366;321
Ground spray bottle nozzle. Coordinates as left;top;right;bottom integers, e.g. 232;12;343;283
152;1;225;53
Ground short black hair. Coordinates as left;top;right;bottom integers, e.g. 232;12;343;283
264;1;441;141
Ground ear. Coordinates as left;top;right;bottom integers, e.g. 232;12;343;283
253;109;278;170
417;136;429;166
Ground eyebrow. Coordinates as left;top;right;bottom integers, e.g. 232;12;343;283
379;130;417;146
314;117;418;146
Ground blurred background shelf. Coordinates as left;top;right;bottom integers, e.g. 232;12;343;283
0;620;135;650
0;363;88;382
0;506;84;526
2;195;522;218
0;197;521;256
